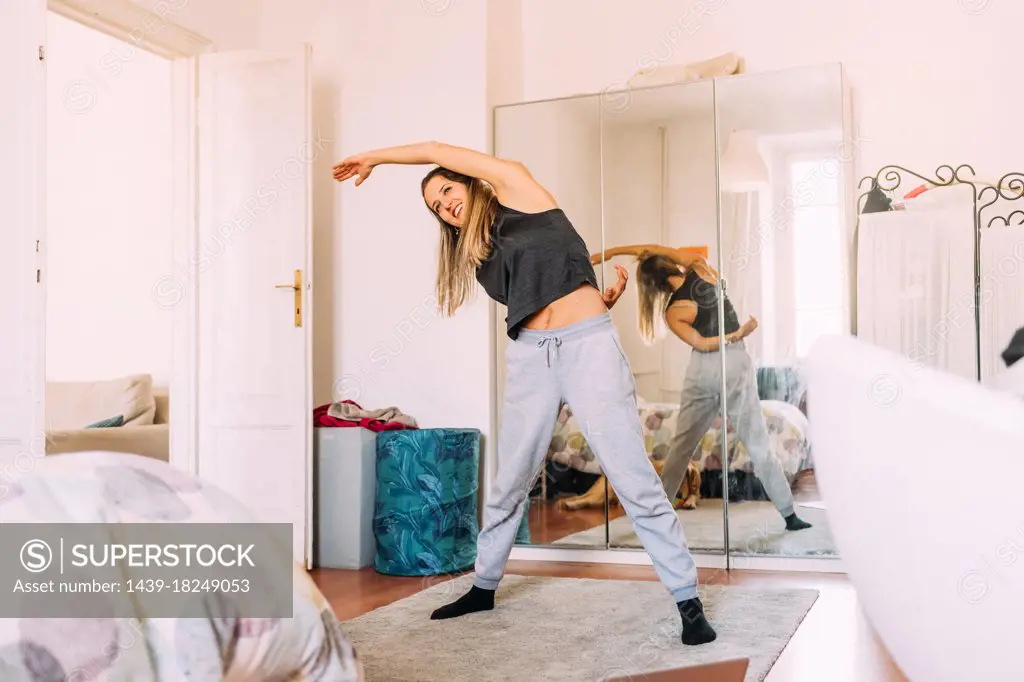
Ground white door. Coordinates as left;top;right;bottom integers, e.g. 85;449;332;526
196;45;314;566
0;0;47;471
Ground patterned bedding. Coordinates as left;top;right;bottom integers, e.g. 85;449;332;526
546;398;813;483
0;450;364;682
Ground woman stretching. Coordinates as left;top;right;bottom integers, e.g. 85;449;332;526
333;142;717;645
594;245;812;532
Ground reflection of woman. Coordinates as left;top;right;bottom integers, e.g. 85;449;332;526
333;142;717;645
594;244;812;531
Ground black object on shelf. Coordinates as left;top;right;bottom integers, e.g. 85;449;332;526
1004;327;1024;368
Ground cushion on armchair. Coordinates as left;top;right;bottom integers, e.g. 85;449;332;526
44;375;169;461
85;415;125;429
45;374;156;431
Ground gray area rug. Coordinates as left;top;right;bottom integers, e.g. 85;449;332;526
552;499;839;557
342;574;818;682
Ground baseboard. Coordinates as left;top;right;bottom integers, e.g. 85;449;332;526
510;546;727;570
509;545;846;574
727;553;847;574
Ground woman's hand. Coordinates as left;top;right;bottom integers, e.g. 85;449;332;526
726;315;758;344
602;264;629;309
332;153;376;186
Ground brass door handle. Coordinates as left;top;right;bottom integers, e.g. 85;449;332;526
275;269;303;327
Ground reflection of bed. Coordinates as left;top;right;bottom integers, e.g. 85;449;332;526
544;366;813;501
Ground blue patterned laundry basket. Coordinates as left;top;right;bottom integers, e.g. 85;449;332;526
373;428;482;576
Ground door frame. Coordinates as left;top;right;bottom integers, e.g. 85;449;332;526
44;3;315;568
48;0;211;59
46;0;213;475
168;54;200;476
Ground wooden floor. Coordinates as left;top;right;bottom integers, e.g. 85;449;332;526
312;561;908;682
527;470;822;545
526;494;627;545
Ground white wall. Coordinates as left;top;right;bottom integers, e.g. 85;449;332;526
602;123;662;400
45;11;174;385
522;0;1024;185
209;0;1021;464
521;0;1024;388
256;0;504;451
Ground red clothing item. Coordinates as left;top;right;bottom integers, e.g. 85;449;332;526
313;402;417;432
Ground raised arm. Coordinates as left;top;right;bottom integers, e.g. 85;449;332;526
333;141;530;191
590;244;709;267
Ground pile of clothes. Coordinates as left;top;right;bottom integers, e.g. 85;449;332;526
313;400;418;432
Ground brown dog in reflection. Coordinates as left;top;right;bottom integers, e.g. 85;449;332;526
557;459;701;511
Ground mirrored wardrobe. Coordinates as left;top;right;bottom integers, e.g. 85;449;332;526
493;62;849;566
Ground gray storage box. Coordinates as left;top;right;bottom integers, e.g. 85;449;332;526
313;427;377;569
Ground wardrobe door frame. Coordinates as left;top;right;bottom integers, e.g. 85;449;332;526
489;92;612;550
715;62;853;574
499;71;851;575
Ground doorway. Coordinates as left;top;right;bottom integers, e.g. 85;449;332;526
43;10;176;462
2;0;317;567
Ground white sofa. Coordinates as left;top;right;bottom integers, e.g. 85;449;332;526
44;374;169;462
806;334;1024;682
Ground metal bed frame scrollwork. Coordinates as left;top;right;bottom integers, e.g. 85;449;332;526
856;164;1024;381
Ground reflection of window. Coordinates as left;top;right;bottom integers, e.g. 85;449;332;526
789;157;845;357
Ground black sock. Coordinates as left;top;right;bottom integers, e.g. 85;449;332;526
677;597;717;645
785;513;812;531
430;585;495;620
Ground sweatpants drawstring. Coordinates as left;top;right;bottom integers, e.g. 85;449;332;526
536;336;562;367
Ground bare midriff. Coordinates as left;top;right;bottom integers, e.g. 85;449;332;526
521;283;607;331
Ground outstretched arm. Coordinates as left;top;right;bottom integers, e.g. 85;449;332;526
333;141;530;191
591;244;709;267
592;244;719;284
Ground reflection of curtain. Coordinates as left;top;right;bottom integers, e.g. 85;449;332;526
856;204;977;380
980;226;1024;381
721;191;762;359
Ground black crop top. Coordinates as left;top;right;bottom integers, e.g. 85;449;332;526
667;269;740;340
476;203;599;339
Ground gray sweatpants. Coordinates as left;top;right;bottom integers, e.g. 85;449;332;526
659;343;795;519
475;312;699;601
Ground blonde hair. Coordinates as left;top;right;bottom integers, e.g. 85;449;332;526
421;167;498;317
636;252;685;344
